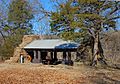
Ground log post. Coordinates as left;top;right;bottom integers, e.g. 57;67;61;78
68;51;71;61
62;51;66;64
68;51;73;65
34;50;37;59
50;52;53;61
32;50;39;63
38;50;41;63
54;51;57;61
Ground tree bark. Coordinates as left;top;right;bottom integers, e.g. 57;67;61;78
91;32;107;66
0;31;5;42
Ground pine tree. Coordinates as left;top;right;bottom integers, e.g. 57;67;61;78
0;0;34;59
50;0;120;66
8;0;33;35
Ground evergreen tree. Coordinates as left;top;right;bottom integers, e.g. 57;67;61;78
0;0;34;59
8;0;33;35
50;0;120;66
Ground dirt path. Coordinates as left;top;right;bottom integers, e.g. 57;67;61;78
0;63;120;84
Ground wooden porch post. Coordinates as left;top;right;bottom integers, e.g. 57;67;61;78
62;51;66;64
68;51;73;65
50;52;53;61
54;51;57;61
34;50;36;59
38;50;41;63
32;50;37;63
76;51;79;60
32;50;39;63
68;51;71;61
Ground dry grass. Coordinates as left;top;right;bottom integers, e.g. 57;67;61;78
0;63;120;84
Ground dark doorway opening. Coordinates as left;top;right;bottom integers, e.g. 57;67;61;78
41;51;47;60
41;51;48;64
26;50;34;62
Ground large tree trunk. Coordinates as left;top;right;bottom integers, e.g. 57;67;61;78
91;32;107;66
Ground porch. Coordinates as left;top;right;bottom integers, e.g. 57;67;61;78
24;39;80;65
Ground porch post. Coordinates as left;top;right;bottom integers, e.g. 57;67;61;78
62;51;66;64
68;51;73;65
34;50;37;59
54;51;57;61
50;52;53;61
38;50;41;63
68;51;71;61
76;51;80;60
32;50;39;63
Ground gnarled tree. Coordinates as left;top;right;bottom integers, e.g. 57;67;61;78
50;0;120;66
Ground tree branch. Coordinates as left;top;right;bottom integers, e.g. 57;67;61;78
108;16;120;21
87;28;95;38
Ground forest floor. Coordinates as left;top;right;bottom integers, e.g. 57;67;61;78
0;63;120;84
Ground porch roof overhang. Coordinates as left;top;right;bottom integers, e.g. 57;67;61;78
24;39;80;50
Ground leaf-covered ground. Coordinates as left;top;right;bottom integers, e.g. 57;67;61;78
0;63;120;84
